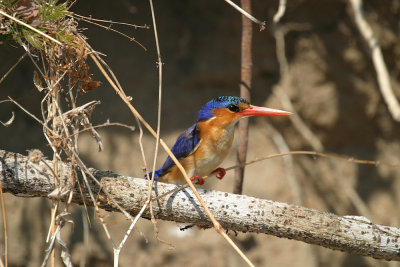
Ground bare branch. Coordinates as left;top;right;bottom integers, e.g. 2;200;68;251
1;149;400;261
272;0;286;25
272;1;324;152
234;0;253;195
349;0;400;121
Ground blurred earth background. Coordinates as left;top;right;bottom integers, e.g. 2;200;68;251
0;0;400;266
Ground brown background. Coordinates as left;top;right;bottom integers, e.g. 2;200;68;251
1;0;400;266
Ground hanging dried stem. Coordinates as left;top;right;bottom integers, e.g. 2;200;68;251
0;2;149;264
146;0;174;249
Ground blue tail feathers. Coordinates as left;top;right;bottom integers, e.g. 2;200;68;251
145;168;162;180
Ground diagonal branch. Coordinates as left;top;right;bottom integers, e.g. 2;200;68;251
349;0;400;121
1;148;400;261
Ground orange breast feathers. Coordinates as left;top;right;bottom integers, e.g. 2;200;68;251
158;108;240;184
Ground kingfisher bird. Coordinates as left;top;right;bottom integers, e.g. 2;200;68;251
147;96;291;185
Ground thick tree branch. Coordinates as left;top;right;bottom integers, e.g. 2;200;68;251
1;149;400;261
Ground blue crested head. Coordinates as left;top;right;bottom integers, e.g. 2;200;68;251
198;96;249;121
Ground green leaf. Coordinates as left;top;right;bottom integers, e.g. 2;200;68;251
21;28;44;50
39;0;69;22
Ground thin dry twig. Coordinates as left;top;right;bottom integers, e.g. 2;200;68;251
7;97;54;134
65;121;135;139
349;0;400;121
0;112;14;127
0;185;7;267
80;209;89;267
114;200;150;267
71;13;150;29
50;70;61;267
41;212;73;267
0;53;27;85
146;0;173;248
77;162;115;246
68;14;147;50
46;202;59;243
148;0;163;183
233;0;253;195
224;0;266;30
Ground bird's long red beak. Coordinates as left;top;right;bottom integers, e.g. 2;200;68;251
239;105;292;117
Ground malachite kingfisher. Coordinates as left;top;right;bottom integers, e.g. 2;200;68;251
147;96;291;185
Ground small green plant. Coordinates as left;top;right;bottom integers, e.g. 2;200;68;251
0;0;72;50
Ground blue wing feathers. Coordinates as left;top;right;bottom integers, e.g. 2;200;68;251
146;123;200;179
159;123;200;175
146;168;162;179
171;123;200;159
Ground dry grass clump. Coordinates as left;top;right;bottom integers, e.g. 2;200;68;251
1;0;100;95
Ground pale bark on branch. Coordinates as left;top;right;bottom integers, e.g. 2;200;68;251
1;149;400;261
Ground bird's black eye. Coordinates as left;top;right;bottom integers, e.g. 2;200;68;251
227;104;240;113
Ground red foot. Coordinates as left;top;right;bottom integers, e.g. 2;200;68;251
190;176;205;185
212;168;226;180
